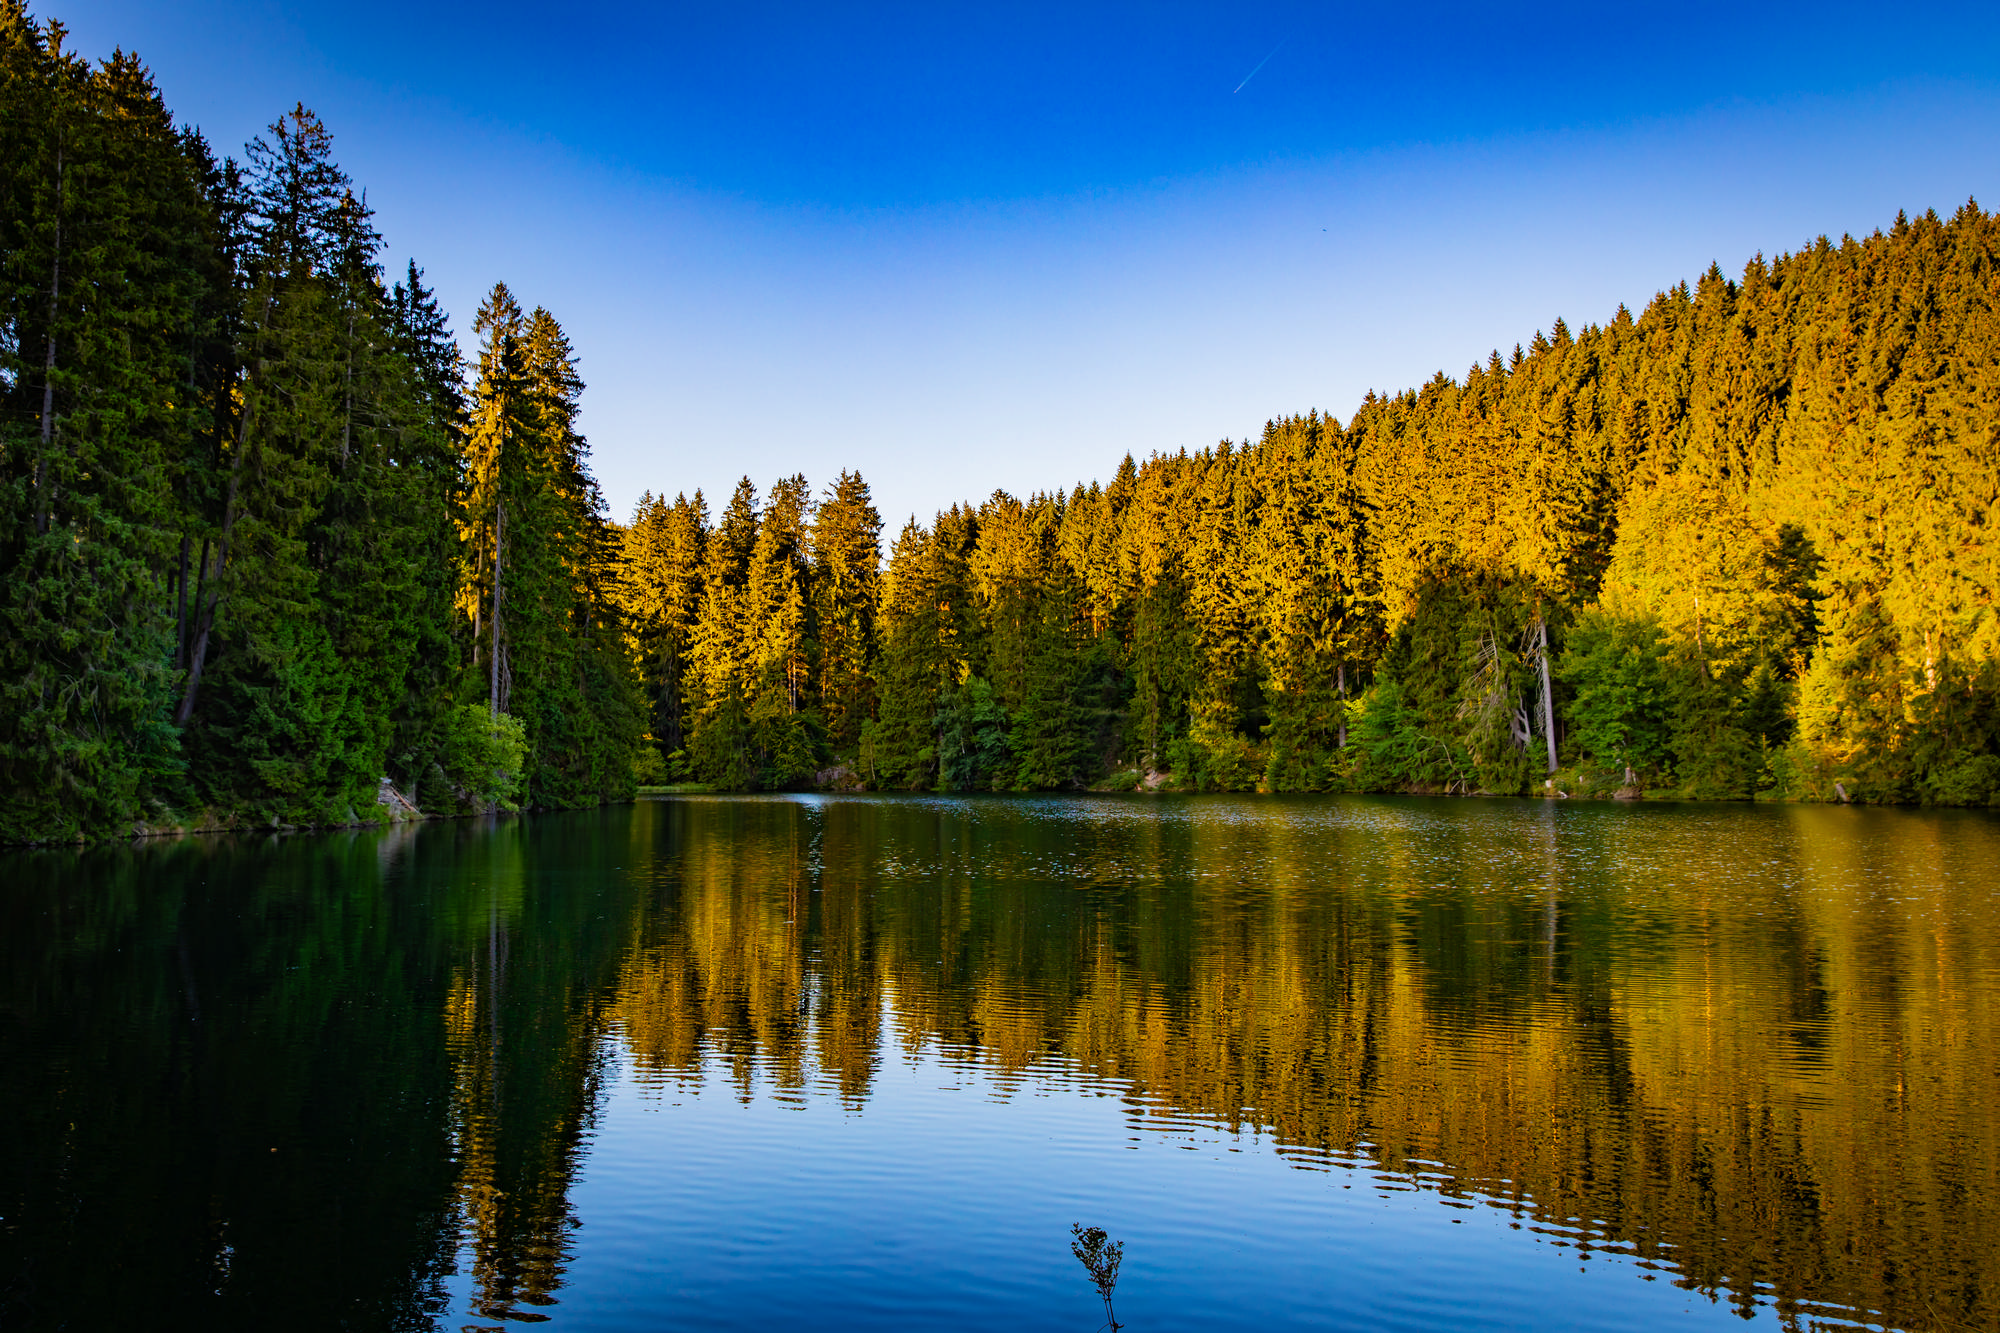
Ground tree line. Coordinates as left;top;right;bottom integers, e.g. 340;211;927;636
6;0;1996;842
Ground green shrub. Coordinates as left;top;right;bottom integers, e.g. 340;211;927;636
433;705;529;813
1165;704;1262;791
632;746;668;786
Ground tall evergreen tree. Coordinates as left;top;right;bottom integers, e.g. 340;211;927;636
685;477;759;787
171;105;390;822
743;473;817;786
461;289;641;806
812;470;882;759
0;11;210;838
618;489;707;770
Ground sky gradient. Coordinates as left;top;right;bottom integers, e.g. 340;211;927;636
58;0;2000;530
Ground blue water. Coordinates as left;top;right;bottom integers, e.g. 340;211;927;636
528;1038;1748;1332
7;793;1996;1331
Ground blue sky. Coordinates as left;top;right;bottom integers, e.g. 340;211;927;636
58;1;2000;530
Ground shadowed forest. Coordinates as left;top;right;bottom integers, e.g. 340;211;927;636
5;1;1998;842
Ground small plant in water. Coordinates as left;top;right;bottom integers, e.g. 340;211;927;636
1070;1223;1125;1331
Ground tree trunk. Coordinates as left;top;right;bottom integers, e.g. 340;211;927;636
1537;616;1557;775
176;293;272;727
175;504;234;727
34;143;62;538
178;454;250;728
1336;662;1348;750
184;535;209;668
490;500;503;716
173;534;191;670
341;304;354;461
471;543;482;673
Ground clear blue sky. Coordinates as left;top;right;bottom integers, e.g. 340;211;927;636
58;1;2000;530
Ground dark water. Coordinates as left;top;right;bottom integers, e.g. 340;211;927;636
4;795;1998;1332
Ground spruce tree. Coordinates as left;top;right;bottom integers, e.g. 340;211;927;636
743;473;817;786
460;294;640;806
618;489;707;771
170;105;383;823
0;12;209;838
685;477;759;786
812;470;882;762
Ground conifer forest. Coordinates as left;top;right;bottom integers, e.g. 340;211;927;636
4;3;1998;842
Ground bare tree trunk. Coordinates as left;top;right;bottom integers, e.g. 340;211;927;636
176;293;272;727
173;534;191;669
1337;662;1348;750
34;143;63;537
184;535;209;667
177;403;255;726
341;305;354;462
175;483;237;727
1537;616;1557;775
490;501;503;717
471;541;482;674
1694;594;1711;680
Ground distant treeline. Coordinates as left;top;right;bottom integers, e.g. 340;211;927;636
4;2;1997;842
629;214;2000;807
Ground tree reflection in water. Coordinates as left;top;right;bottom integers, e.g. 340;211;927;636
3;795;1996;1331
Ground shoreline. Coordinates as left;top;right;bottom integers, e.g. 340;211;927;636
5;780;1971;851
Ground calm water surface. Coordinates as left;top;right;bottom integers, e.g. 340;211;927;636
4;795;1997;1331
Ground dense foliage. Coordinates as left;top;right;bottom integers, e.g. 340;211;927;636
0;6;638;840
621;217;2000;805
5;3;1995;839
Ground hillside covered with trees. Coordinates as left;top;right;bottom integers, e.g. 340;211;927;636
631;211;2000;808
4;1;1996;842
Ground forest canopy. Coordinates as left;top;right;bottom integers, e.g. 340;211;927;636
621;215;2000;809
2;0;1995;842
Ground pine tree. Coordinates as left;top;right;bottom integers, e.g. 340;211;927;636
0;12;209;837
377;259;467;805
743;473;818;786
869;511;975;789
618;489;707;771
685;477;759;786
457;286;640;806
170;105;385;822
812;470;881;761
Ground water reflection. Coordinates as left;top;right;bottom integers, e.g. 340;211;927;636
3;796;1997;1331
605;796;2000;1331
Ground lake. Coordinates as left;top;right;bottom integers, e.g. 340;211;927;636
4;794;1996;1331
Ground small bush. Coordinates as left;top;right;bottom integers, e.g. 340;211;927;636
1164;703;1263;791
632;746;668;786
434;705;529;813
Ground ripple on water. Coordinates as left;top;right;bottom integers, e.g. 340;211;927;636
5;794;1996;1330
